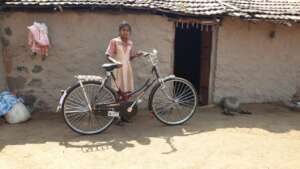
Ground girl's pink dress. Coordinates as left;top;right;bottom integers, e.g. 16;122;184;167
105;37;135;92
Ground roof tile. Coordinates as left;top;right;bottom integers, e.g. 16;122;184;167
2;0;300;21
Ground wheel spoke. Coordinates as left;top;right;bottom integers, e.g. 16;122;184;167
175;86;192;100
178;95;195;103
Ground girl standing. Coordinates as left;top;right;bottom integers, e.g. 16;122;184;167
105;21;142;93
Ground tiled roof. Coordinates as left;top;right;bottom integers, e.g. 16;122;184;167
225;0;300;21
2;0;300;21
2;0;227;16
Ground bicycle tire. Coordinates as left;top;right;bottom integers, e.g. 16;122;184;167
149;77;198;125
62;81;117;135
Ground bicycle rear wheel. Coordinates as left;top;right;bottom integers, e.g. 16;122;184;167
150;77;198;125
62;81;117;135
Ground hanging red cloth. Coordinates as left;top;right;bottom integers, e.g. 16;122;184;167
27;22;50;57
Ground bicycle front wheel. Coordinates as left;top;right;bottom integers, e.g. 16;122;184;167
150;77;198;125
62;81;117;135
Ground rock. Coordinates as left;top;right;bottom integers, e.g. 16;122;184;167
16;66;29;73
28;79;42;87
284;101;300;112
220;96;240;112
32;65;43;73
4;27;12;36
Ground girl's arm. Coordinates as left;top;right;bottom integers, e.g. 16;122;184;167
130;52;144;60
106;55;119;63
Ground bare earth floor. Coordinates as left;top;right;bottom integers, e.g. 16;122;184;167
0;104;300;169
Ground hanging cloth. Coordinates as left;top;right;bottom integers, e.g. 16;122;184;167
27;22;50;57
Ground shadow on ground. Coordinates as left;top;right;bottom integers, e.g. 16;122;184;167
1;103;300;153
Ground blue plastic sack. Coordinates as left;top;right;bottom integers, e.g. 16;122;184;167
0;91;19;116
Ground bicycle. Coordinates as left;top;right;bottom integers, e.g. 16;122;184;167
57;49;198;135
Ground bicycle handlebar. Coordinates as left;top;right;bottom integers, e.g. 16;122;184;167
140;49;157;58
143;53;150;57
139;49;158;66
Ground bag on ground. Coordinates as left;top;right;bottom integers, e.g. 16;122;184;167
4;102;31;124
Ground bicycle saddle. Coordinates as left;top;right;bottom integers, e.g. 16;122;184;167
102;63;121;71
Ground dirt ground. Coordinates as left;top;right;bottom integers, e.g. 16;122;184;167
1;103;300;169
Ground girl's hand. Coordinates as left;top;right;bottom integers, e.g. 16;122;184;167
130;50;144;60
107;56;118;63
116;63;123;68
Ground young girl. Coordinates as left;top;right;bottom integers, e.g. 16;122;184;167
105;21;142;93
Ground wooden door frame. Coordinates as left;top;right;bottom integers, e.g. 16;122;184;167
208;25;219;104
172;19;219;105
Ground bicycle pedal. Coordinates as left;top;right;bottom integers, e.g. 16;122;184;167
127;107;133;113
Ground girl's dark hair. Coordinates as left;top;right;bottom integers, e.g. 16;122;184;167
119;21;132;32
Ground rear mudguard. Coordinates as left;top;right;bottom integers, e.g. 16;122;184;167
56;87;71;113
56;75;107;112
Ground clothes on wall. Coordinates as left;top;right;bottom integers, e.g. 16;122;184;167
27;22;50;58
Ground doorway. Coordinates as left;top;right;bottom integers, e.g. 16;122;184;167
174;23;213;105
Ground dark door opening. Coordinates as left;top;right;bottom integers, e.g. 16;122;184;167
174;24;212;105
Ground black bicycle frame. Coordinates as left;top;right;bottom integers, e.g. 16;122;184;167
105;65;161;99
